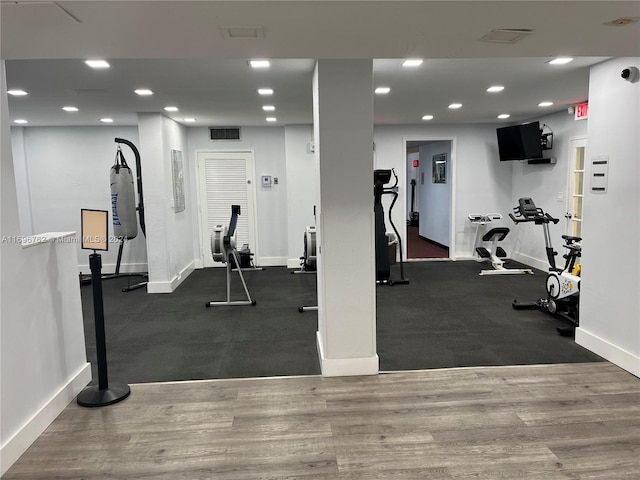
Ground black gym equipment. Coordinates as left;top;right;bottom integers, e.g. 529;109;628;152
292;206;317;275
374;169;409;286
408;178;419;227
509;197;581;335
206;205;257;307
292;207;318;312
296;226;318;311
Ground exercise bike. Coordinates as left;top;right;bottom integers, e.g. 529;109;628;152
468;213;533;275
509;198;581;335
205;205;256;307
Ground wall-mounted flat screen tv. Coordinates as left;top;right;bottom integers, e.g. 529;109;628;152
496;121;543;161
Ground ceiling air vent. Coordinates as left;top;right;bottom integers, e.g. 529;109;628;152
480;29;533;44
209;127;241;141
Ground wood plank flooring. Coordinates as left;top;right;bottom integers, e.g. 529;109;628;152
4;362;639;479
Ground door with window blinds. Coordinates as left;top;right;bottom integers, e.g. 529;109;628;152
197;151;257;268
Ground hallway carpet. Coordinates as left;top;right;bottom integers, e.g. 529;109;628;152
406;225;449;259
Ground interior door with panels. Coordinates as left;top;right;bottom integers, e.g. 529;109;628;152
197;150;257;268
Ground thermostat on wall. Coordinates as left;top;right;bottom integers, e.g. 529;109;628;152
261;175;272;187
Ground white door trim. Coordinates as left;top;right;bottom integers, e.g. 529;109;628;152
402;136;457;260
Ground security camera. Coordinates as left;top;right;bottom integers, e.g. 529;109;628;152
621;66;639;83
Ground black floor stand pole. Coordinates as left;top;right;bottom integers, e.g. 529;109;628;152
77;253;130;407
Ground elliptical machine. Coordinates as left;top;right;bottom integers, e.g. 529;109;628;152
509;198;581;335
374;169;409;286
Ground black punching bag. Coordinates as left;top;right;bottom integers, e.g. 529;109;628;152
110;148;138;239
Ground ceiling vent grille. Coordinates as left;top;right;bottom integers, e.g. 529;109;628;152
209;127;241;141
220;26;264;39
480;29;533;44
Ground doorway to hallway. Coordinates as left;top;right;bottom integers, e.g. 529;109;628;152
405;139;453;260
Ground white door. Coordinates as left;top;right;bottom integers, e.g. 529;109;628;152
197;150;257;268
566;138;587;238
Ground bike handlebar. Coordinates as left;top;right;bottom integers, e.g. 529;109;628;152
509;212;559;225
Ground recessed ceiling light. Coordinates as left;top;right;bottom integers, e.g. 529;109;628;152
184;118;196;123
375;87;391;94
100;118;113;123
548;57;574;65
538;101;554;107
262;105;276;111
85;59;110;69
134;89;153;96
258;88;274;96
249;59;271;68
14;119;28;124
402;59;423;67
164;106;179;112
487;85;505;93
497;114;511;119
7;89;28;96
62;106;79;112
266;117;277;122
448;103;462;109
422;115;434;121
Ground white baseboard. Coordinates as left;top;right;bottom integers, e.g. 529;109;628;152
510;252;547;272
575;328;640;378
316;331;379;377
146;261;195;293
257;256;287;267
287;258;302;269
0;362;92;476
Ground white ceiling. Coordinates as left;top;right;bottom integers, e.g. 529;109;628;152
2;1;638;127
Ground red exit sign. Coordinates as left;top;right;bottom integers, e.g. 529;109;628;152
575;102;588;120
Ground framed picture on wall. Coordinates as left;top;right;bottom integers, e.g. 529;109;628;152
432;153;447;183
171;149;186;213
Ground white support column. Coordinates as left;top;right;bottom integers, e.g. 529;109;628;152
313;59;378;376
137;113;172;292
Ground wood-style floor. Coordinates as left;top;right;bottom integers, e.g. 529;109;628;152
4;362;639;479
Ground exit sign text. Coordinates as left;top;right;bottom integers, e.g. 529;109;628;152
575;102;588;120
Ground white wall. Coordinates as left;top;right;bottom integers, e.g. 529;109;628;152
1;62;91;476
417;141;452;246
374;124;513;259
510;110;589;270
138;114;195;292
284;125;317;267
187;126;289;266
10;126;147;273
576;58;640;376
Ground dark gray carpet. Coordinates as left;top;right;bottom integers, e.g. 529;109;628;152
80;260;602;385
377;261;600;370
